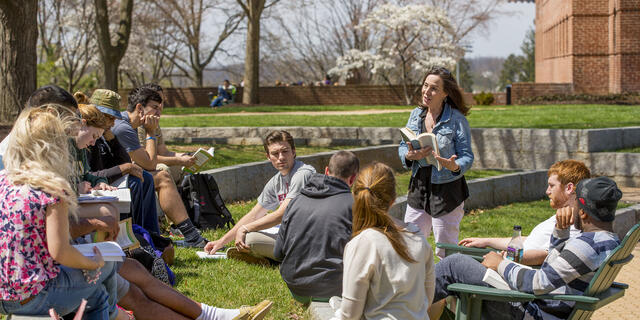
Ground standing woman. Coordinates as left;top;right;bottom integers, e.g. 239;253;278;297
398;66;474;259
336;162;435;320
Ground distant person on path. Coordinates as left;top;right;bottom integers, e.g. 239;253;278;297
204;130;316;265
458;160;588;265
274;151;359;303
333;162;435;320
398;66;474;259
210;79;237;108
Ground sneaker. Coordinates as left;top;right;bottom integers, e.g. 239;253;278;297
232;300;273;320
226;247;270;266
174;237;209;248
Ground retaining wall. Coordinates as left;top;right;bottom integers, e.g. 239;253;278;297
166;126;640;186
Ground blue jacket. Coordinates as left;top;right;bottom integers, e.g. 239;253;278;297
398;104;474;184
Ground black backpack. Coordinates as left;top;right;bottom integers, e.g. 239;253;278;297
178;173;235;229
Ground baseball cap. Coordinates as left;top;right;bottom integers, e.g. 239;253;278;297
90;89;123;119
576;177;623;222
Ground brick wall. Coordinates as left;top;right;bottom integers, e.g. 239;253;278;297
511;82;573;103
535;0;640;94
120;85;486;108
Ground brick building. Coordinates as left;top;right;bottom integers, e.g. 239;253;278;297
533;0;640;94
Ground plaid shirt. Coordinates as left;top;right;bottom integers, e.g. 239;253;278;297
498;227;620;320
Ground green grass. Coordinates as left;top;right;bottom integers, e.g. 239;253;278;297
159;104;640;129
167;144;353;171
161;105;411;115
616;147;640;153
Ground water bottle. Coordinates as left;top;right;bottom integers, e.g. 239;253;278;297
506;225;523;263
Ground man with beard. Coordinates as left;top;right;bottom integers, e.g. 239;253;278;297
458;160;589;265
429;176;623;320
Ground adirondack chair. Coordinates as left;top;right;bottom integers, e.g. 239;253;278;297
436;243;495;262
444;222;640;320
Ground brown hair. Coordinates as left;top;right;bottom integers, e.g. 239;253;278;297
78;104;110;130
328;151;359;180
419;66;470;116
352;162;416;263
73;91;90;104
548;160;591;186
263;130;295;154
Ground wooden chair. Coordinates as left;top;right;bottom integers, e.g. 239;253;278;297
443;222;640;320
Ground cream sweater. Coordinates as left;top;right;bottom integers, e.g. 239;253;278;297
338;225;435;320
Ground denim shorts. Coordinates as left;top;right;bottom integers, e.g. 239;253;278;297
0;261;120;320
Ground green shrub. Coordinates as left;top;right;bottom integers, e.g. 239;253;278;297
473;92;495;105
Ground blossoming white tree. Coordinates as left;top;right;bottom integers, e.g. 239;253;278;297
329;3;459;105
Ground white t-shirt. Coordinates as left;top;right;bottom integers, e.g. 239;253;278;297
257;160;315;211
339;224;435;320
523;215;581;251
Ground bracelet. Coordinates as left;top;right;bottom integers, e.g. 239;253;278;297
241;225;250;233
145;136;156;141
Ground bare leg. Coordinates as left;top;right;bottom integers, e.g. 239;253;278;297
118;282;191;320
77;202;119;220
119;258;201;319
151;170;189;225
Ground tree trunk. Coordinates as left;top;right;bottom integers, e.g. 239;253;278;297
0;0;37;124
242;2;262;105
93;0;133;91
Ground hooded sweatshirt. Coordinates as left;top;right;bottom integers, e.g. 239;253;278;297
274;173;353;298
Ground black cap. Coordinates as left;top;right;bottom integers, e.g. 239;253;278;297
576;177;622;222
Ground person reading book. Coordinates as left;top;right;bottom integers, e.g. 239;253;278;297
204;130;316;265
458;160;588;266
0;108;119;320
136;83;196;183
397;66;474;259
428;176;623;320
110;87;207;248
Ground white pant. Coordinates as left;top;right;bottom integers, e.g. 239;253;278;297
404;202;465;259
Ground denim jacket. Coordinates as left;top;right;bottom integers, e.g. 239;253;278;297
398;104;474;184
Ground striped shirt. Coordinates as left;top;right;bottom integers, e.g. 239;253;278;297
498;227;620;320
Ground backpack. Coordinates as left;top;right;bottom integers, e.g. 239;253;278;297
178;173;235;229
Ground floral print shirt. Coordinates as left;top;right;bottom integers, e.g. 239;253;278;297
0;171;60;300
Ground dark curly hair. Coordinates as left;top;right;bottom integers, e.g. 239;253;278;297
419;66;470;116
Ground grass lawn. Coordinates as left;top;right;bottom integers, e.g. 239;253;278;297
161;105;412;115
159;104;640;129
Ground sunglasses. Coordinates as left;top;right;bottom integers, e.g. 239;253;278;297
428;66;452;76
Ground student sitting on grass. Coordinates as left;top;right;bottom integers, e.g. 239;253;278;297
332;162;436;320
428;176;623;320
0;107;119;320
458;160;589;265
205;130;316;265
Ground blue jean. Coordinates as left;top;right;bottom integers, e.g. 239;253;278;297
435;254;527;320
210;96;225;107
0;262;119;320
128;171;160;234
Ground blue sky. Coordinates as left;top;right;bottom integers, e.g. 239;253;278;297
467;2;536;57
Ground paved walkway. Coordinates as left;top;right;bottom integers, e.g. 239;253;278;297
593;242;640;319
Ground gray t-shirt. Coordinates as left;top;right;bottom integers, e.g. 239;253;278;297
111;112;142;153
258;160;316;211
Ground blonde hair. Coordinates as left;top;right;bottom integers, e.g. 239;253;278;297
352;162;416;263
78;103;110;130
4;107;78;217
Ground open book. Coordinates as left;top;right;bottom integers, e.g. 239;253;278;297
183;147;215;174
91;218;140;250
78;188;131;213
72;241;126;262
399;127;442;171
196;251;227;260
482;262;533;290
